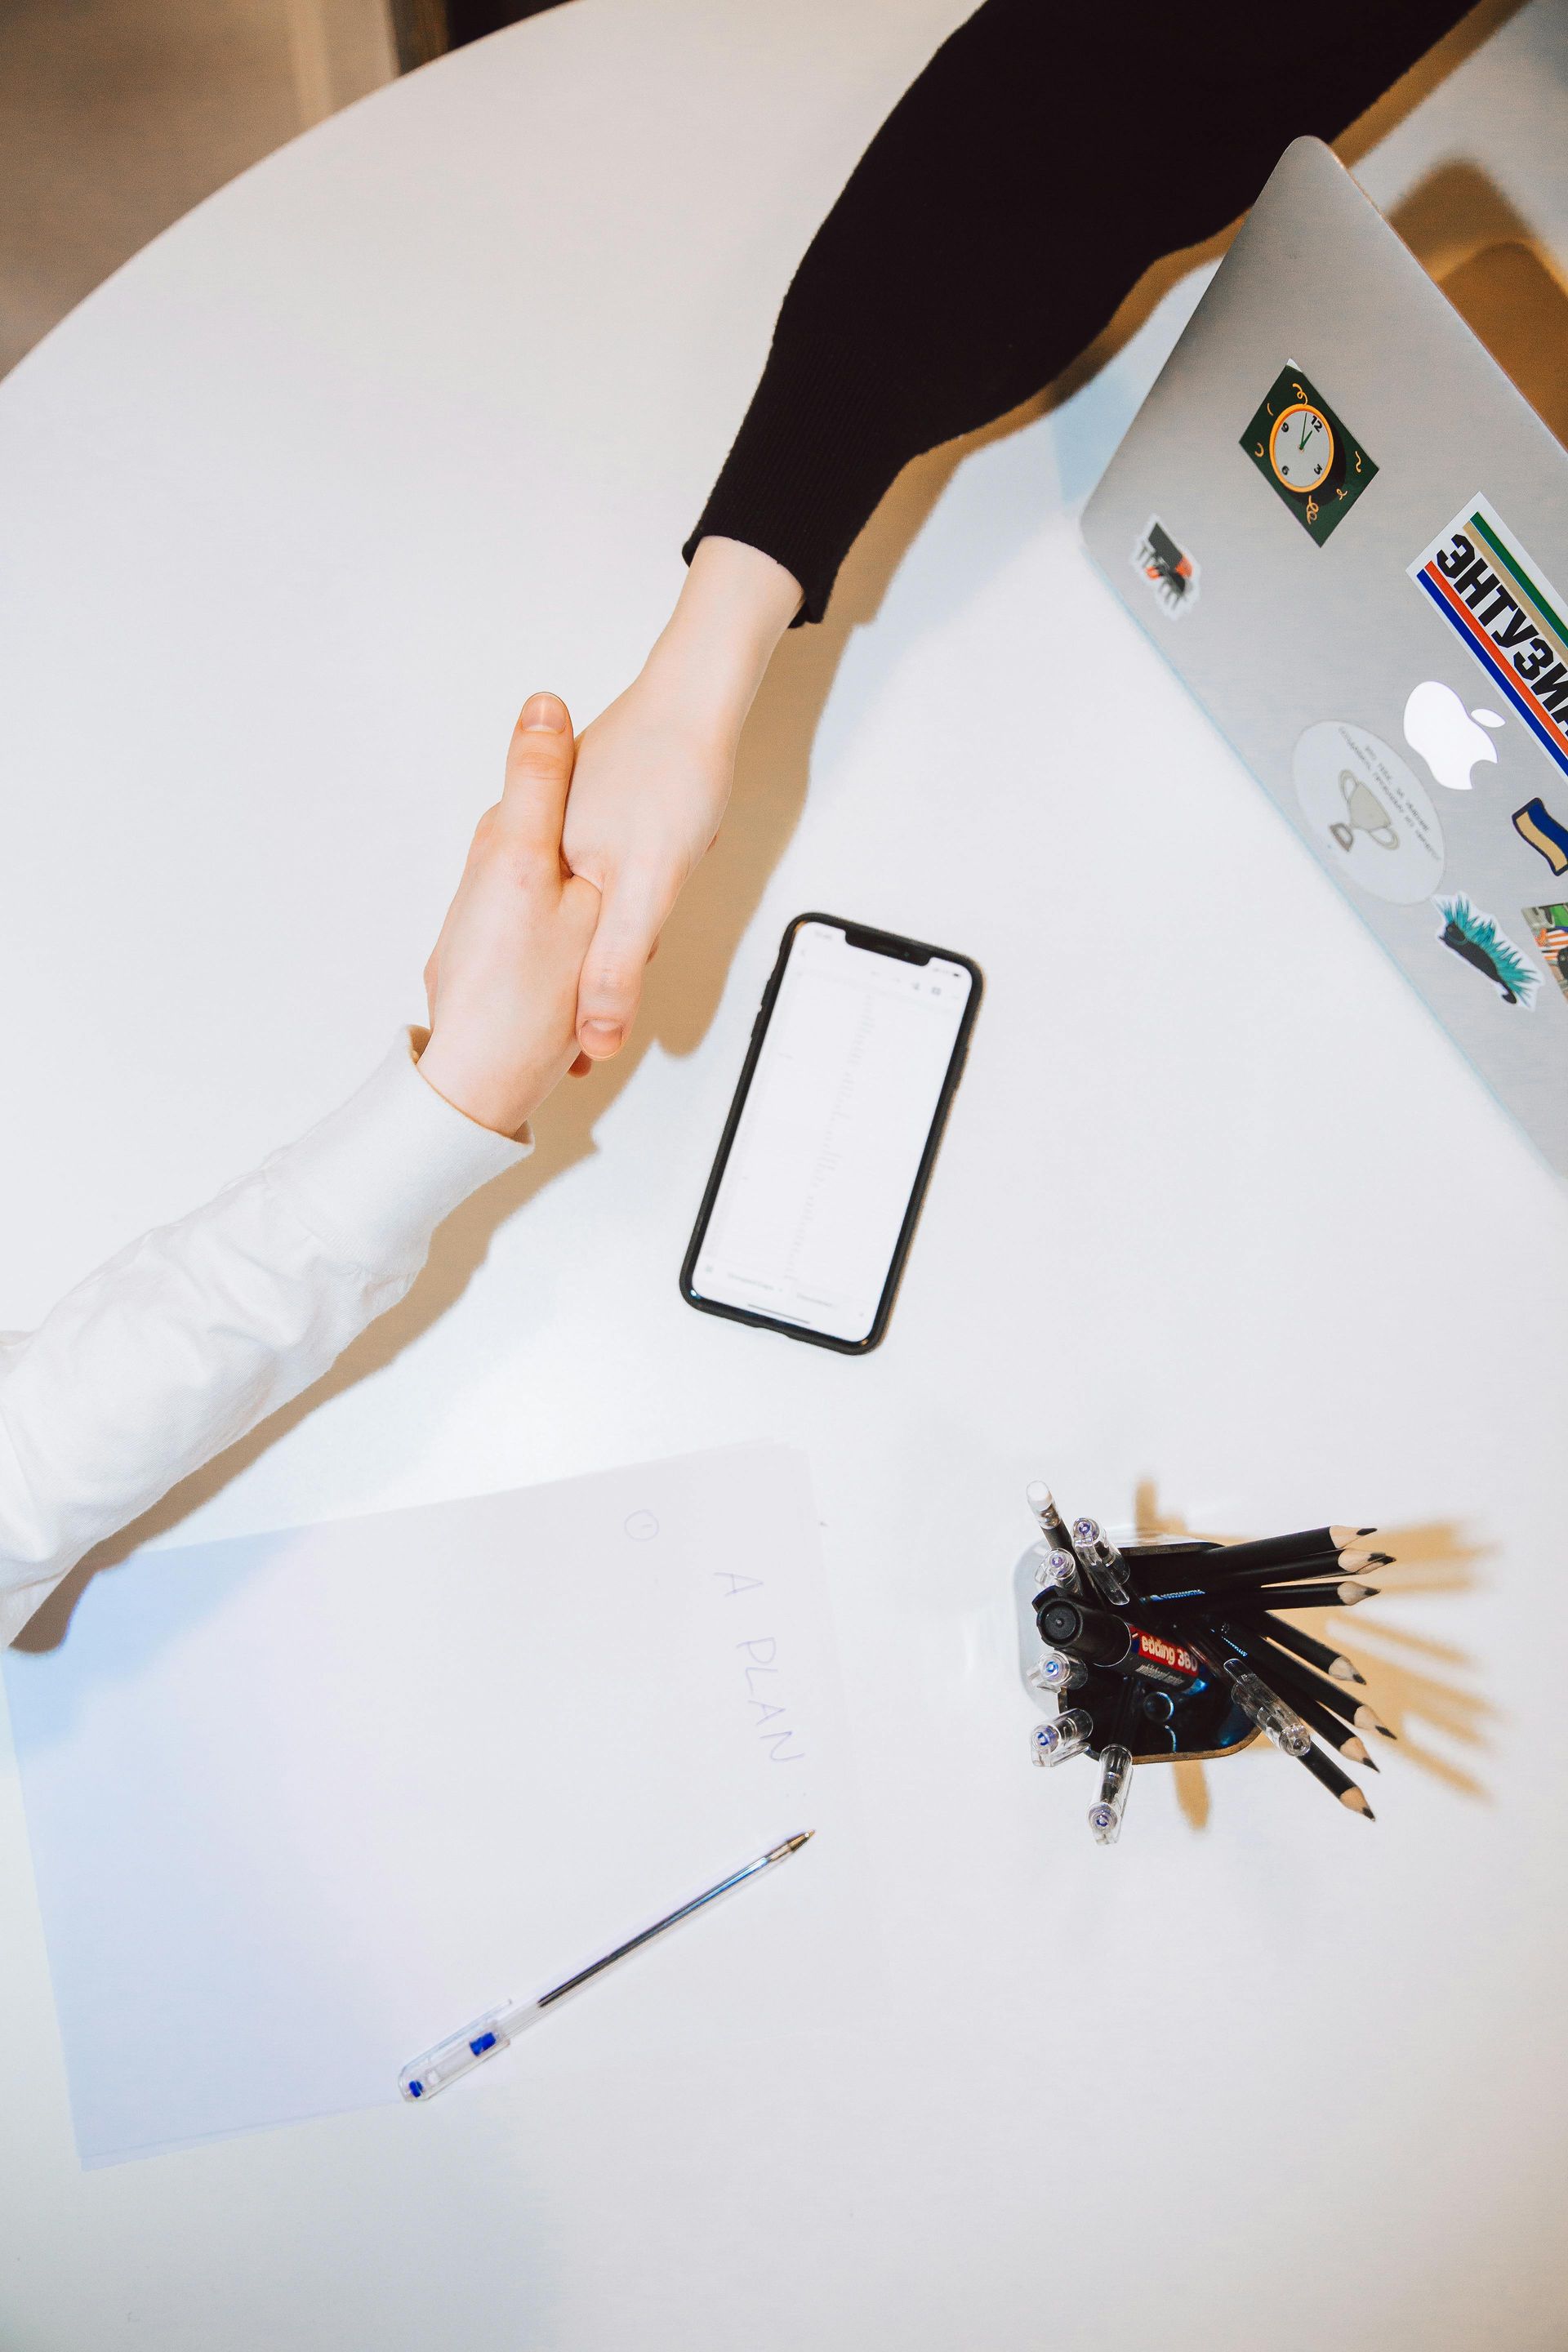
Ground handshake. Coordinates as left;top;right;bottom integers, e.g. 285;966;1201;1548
417;541;804;1140
416;691;605;1140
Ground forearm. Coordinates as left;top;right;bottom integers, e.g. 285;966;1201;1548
686;0;1478;622
638;537;801;742
0;1033;526;1642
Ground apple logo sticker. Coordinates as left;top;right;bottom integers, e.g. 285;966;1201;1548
1402;679;1506;791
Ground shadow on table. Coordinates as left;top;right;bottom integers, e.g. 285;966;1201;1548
19;11;1531;1655
1126;1481;1494;1833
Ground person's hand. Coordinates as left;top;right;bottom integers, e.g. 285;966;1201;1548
417;693;600;1138
563;537;802;1060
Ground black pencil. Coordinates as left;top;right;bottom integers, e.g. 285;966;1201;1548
1195;1527;1376;1576
1294;1738;1375;1819
1255;1641;1395;1740
1254;1611;1364;1684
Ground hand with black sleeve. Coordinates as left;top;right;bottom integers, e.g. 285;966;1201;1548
561;0;1477;1063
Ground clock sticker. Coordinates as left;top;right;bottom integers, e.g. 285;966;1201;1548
1241;365;1377;546
1268;401;1334;493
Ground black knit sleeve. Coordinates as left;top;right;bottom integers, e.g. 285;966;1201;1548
684;0;1472;622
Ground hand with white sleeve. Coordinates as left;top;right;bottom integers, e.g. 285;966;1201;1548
0;693;597;1646
417;690;599;1136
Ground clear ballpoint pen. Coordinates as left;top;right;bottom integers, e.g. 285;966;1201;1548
399;1832;813;2101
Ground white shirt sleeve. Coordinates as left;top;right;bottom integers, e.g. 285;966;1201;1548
0;1030;531;1647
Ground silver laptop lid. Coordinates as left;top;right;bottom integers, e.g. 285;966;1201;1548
1082;136;1568;1178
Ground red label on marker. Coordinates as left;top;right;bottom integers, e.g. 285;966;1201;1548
1130;1628;1201;1688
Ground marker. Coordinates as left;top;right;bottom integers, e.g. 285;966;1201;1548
1026;1482;1077;1557
1071;1517;1133;1608
1036;1597;1202;1691
1031;1708;1094;1766
399;1833;813;2102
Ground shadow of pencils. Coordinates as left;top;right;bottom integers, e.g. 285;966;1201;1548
1130;1482;1493;1822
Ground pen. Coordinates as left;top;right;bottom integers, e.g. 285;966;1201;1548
399;1832;813;2102
1180;1632;1313;1756
1031;1544;1084;1597
1210;1625;1376;1767
1088;1680;1141;1845
1214;1623;1395;1742
1027;1646;1088;1695
1071;1517;1133;1608
1031;1707;1095;1766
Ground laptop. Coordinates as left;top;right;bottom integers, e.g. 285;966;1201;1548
1081;136;1568;1179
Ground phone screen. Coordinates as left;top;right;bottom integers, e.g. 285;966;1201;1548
683;917;978;1349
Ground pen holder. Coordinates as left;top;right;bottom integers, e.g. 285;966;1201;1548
1015;1489;1394;1838
1013;1538;1258;1765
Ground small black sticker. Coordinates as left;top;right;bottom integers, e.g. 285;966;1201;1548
1132;517;1198;617
1241;364;1377;546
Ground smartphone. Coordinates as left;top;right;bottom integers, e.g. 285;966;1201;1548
680;915;982;1352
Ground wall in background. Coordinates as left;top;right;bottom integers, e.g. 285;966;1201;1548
0;0;577;376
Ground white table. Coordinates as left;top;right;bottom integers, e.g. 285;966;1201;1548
4;3;1568;2343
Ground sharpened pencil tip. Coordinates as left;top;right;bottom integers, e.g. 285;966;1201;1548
1328;1659;1363;1681
1357;1527;1376;1536
1359;1753;1379;1772
1344;1788;1374;1817
1373;1723;1397;1741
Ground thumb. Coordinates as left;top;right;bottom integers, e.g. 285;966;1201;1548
576;869;667;1058
501;691;575;847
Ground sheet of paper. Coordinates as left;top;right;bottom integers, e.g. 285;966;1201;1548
2;1444;878;2167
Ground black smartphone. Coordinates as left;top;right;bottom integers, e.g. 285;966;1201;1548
680;914;982;1352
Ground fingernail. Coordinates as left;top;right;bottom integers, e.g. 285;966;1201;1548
520;692;568;732
581;1020;622;1051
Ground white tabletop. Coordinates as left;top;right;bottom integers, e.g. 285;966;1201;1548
4;2;1568;2344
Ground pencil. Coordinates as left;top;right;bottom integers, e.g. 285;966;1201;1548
1256;1643;1395;1740
1197;1527;1376;1575
1294;1739;1375;1819
1254;1611;1364;1684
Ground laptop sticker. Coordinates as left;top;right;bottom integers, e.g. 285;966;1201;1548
1434;894;1539;1009
1132;518;1198;617
1241;364;1377;545
1514;800;1568;876
1522;905;1568;1005
1409;497;1568;782
1293;721;1443;902
1523;907;1568;1001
